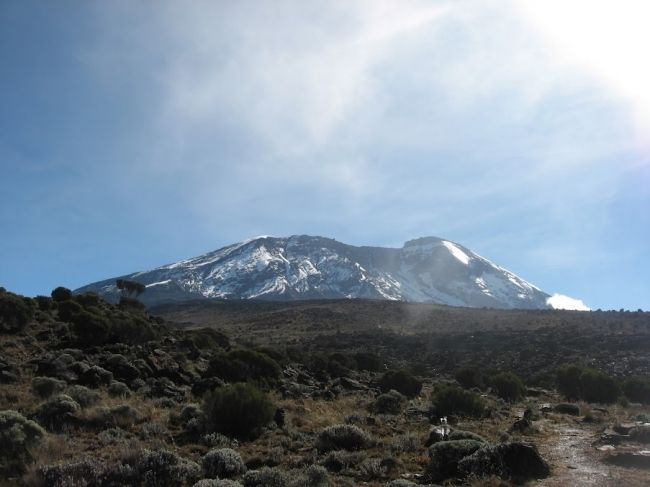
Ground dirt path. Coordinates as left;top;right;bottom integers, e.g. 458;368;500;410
536;419;621;486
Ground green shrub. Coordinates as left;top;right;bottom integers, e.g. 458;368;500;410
623;377;650;404
32;376;66;399
374;390;406;415
553;403;580;415
0;410;46;475
75;292;102;308
201;448;246;479
71;310;111;346
242;466;286;487
556;364;621;403
186;328;230;350
556;364;584;400
379;370;422;398
455;366;484;390
205;350;281;387
35;295;54;312
580;369;620;404
488;372;526;402
203;383;275;440
426;439;484;482
34;394;80;432
51;287;72;302
57;299;83;322
66;385;100;408
431;384;485;418
0;291;34;333
354;352;383;372
317;424;373;452
448;430;487;443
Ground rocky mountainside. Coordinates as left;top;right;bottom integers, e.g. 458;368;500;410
76;235;573;309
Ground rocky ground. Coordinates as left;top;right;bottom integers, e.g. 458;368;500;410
0;289;649;486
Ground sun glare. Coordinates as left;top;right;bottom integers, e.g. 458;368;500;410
518;0;650;145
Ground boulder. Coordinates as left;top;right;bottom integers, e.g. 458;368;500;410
458;442;550;481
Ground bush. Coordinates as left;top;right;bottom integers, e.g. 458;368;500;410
71;310;111;346
203;383;275;440
623;377;650;404
205;350;282;387
354;352;383;372
57;299;83;322
242;466;286;487
32;376;67;399
194;480;243;487
51;287;72;302
202;448;246;479
35;295;53;311
0;291;34;333
553;403;580;415
426;439;484;482
38;459;105;486
34;394;80;432
431;384;485;418
556;364;584;400
458;442;550;481
455;366;484;390
448;430;487;443
580;369;620;404
488;372;526;402
317;424;373;452
379;370;422;398
374;390;406;415
556;364;621;403
117;449;201;487
0;410;46;475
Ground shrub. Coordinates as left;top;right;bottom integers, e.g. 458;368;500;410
242;466;287;487
51;287;72;302
580;369;620;404
317;424;373;452
458;442;550;481
71;310;111;346
379;370;422;398
118;449;201;487
32;376;66;399
194;480;243;487
38;459;105;486
354;352;383;372
0;291;34;333
623;377;650;404
488;372;526;402
455;366;484;390
448;430;487;443
0;410;46;475
553;403;580;415
205;350;282;387
108;381;132;398
34;394;80;432
374;390;406;415
426;439;484;482
186;328;230;350
431;384;485;418
57;299;83;322
35;295;53;311
202;448;246;479
556;364;584;400
75;292;102;308
203;383;275;440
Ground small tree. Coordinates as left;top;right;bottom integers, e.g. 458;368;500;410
116;279;146;298
202;383;275;440
488;372;526;402
379;370;422;398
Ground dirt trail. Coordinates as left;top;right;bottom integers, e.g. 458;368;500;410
537;419;621;486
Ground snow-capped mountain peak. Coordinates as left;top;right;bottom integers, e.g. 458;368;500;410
76;235;587;310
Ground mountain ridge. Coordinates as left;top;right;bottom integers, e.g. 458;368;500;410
75;234;586;310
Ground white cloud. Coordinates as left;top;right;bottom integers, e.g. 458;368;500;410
547;293;590;311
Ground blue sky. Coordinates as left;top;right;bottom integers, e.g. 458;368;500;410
1;1;649;310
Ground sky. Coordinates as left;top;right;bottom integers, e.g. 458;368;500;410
1;0;649;310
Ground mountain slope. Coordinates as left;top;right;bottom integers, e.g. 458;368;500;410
75;235;577;309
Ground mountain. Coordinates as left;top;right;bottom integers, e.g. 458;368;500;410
75;235;584;309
